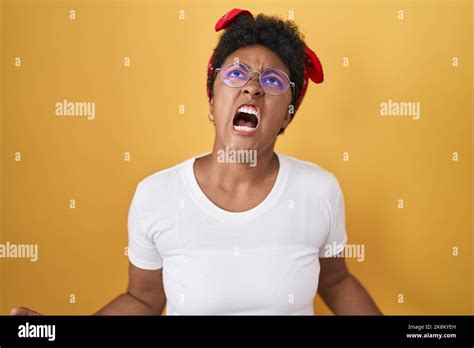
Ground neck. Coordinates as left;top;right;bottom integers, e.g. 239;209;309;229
203;141;278;191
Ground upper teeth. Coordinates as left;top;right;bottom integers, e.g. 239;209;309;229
238;105;258;116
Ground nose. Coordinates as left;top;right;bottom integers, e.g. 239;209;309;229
242;73;263;97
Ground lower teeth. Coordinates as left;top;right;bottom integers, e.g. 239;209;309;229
234;125;256;132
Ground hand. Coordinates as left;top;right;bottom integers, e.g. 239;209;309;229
10;307;43;316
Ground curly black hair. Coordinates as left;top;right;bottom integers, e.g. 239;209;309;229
208;13;307;112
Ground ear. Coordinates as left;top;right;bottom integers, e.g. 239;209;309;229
209;97;214;111
281;104;294;129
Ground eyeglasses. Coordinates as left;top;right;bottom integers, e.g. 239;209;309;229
214;62;295;99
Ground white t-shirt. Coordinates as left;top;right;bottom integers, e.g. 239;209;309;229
127;152;347;315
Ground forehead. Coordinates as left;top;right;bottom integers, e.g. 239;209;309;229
221;44;289;75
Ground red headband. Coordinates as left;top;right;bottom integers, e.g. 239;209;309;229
206;8;324;116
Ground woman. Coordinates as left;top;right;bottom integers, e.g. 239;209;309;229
11;8;381;316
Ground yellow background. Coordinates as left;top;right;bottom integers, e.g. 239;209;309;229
0;0;472;315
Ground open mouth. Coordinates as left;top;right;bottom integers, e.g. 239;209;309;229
232;105;260;134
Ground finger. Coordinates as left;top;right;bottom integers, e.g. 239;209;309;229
10;307;41;316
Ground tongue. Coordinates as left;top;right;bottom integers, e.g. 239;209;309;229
237;119;256;128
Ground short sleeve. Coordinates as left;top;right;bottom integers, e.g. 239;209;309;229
127;185;163;270
318;175;348;258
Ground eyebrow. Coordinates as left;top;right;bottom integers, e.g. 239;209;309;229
233;60;276;72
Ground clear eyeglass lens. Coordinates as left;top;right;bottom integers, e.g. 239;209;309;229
221;64;249;87
220;63;290;95
260;70;289;95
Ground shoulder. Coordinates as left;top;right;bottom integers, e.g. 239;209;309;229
279;153;340;188
132;157;191;205
140;159;188;187
278;153;343;205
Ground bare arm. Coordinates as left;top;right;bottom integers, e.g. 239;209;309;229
11;262;167;316
317;256;382;315
94;262;167;315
